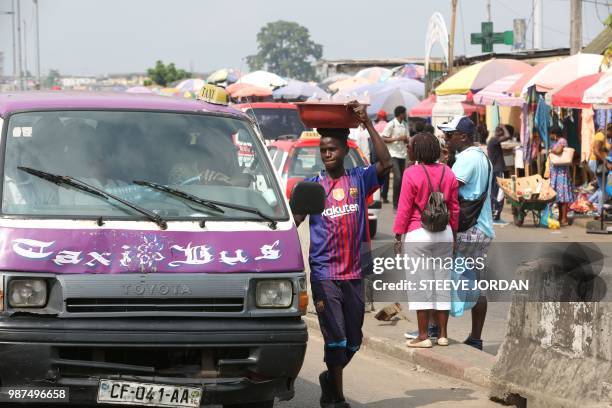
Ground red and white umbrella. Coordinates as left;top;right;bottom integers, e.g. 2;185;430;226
551;72;604;109
473;73;525;106
583;71;612;107
521;53;603;95
409;94;484;117
230;84;272;98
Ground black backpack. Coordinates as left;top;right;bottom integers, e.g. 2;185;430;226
417;164;450;233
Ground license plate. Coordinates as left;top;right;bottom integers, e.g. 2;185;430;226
97;379;202;408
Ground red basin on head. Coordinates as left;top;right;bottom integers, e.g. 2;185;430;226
295;103;360;128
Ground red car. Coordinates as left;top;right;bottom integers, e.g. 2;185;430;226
234;102;309;142
269;134;381;237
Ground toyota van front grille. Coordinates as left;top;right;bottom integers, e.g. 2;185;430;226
65;297;245;313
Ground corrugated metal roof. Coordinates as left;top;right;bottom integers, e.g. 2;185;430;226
583;26;612;55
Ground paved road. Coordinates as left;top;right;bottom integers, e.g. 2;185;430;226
277;329;501;408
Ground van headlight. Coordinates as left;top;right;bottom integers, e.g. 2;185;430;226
8;279;47;308
255;280;293;308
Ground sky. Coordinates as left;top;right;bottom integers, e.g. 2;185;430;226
0;0;608;77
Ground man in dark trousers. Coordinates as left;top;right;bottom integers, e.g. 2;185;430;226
381;106;409;210
487;125;513;222
294;103;392;408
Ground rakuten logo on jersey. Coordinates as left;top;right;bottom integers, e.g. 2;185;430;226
322;204;360;219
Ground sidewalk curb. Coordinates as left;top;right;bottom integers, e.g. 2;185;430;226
304;313;494;389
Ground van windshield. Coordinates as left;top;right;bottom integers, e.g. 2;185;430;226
3;110;288;221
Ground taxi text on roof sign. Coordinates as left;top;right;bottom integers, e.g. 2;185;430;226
299;131;320;139
198;84;229;106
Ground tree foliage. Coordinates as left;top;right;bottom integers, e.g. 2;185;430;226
44;69;61;88
247;21;323;81
146;60;191;87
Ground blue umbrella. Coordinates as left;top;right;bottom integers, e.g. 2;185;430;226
367;88;420;118
273;80;329;101
350;78;425;98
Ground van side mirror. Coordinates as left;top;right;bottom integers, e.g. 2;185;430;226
290;181;325;215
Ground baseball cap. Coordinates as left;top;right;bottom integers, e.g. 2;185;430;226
437;116;475;135
376;110;387;120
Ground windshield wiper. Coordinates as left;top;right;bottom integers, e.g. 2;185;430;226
133;180;224;228
133;180;278;230
18;166;168;230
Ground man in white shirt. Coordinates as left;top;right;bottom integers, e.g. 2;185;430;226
381;106;409;210
348;124;370;162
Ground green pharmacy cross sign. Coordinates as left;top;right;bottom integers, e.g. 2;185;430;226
471;22;514;53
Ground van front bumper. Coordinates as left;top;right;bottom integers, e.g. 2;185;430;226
0;317;307;406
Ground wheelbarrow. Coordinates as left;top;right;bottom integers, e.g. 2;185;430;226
497;175;557;227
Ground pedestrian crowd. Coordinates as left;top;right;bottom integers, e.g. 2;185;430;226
293;103;498;408
293;101;612;408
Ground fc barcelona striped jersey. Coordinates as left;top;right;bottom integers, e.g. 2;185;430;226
306;166;380;281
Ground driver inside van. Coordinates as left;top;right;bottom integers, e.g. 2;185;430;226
58;122;129;206
168;129;248;186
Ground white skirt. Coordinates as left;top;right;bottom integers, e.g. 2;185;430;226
402;226;453;311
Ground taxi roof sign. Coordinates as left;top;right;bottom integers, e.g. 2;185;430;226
299;130;321;139
198;84;229;106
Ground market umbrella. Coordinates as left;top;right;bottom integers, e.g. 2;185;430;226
473;73;526;106
409;94;484;117
355;67;393;83
391;64;425;80
319;73;351;90
125;86;153;94
207;68;241;84
347;77;425;98
436;59;531;96
583;71;612;106
237;70;287;89
226;82;251;95
431;101;485;122
522;53;603;94
367;88;420;117
506;61;551;97
409;95;436;117
157;87;179;97
328;76;372;92
175;78;206;93
272;79;329;101
551;72;604;109
230;84;272;98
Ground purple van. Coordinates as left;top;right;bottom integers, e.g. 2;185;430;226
0;91;323;407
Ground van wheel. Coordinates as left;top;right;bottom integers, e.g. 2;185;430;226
369;220;377;238
224;400;274;408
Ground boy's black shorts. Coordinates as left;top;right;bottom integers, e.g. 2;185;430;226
311;279;365;367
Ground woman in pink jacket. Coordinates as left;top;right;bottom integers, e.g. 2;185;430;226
392;132;459;348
